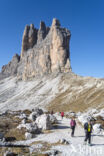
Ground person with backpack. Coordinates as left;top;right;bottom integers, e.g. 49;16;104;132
84;120;93;146
70;117;76;137
61;112;64;119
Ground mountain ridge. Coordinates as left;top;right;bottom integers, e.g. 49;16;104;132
0;18;71;80
0;73;104;113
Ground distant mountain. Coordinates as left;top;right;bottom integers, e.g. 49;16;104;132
0;19;104;113
0;18;71;80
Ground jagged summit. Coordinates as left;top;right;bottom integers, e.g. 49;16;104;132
51;18;61;27
0;18;71;80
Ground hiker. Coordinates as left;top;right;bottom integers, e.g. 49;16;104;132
84;120;93;146
61;112;64;119
51;110;54;115
70;117;76;137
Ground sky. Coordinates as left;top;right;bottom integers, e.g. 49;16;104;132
0;0;104;78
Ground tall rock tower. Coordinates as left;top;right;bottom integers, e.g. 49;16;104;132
0;18;72;80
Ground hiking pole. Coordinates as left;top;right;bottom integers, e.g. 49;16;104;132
91;133;93;145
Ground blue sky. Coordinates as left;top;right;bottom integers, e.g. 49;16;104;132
0;0;104;78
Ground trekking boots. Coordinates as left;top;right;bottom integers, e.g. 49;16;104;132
83;141;91;146
88;143;92;146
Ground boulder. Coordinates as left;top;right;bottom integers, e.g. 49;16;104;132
35;114;52;130
18;113;27;119
25;132;35;140
21;118;26;124
28;108;43;121
17;123;41;134
60;138;70;145
27;123;41;134
93;124;102;134
45;149;60;156
49;114;58;124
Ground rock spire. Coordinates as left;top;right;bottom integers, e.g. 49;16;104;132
0;18;72;80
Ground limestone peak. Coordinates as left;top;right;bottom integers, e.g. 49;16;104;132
0;18;71;80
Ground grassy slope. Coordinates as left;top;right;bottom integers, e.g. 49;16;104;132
47;74;104;112
0;73;104;113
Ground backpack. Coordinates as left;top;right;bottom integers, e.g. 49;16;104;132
84;122;88;130
84;122;92;132
88;124;91;132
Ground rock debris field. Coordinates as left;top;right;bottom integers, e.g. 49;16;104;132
0;109;104;156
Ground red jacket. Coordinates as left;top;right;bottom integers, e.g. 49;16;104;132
61;112;64;117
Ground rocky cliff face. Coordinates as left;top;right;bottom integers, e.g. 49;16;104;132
0;54;20;79
0;18;71;80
